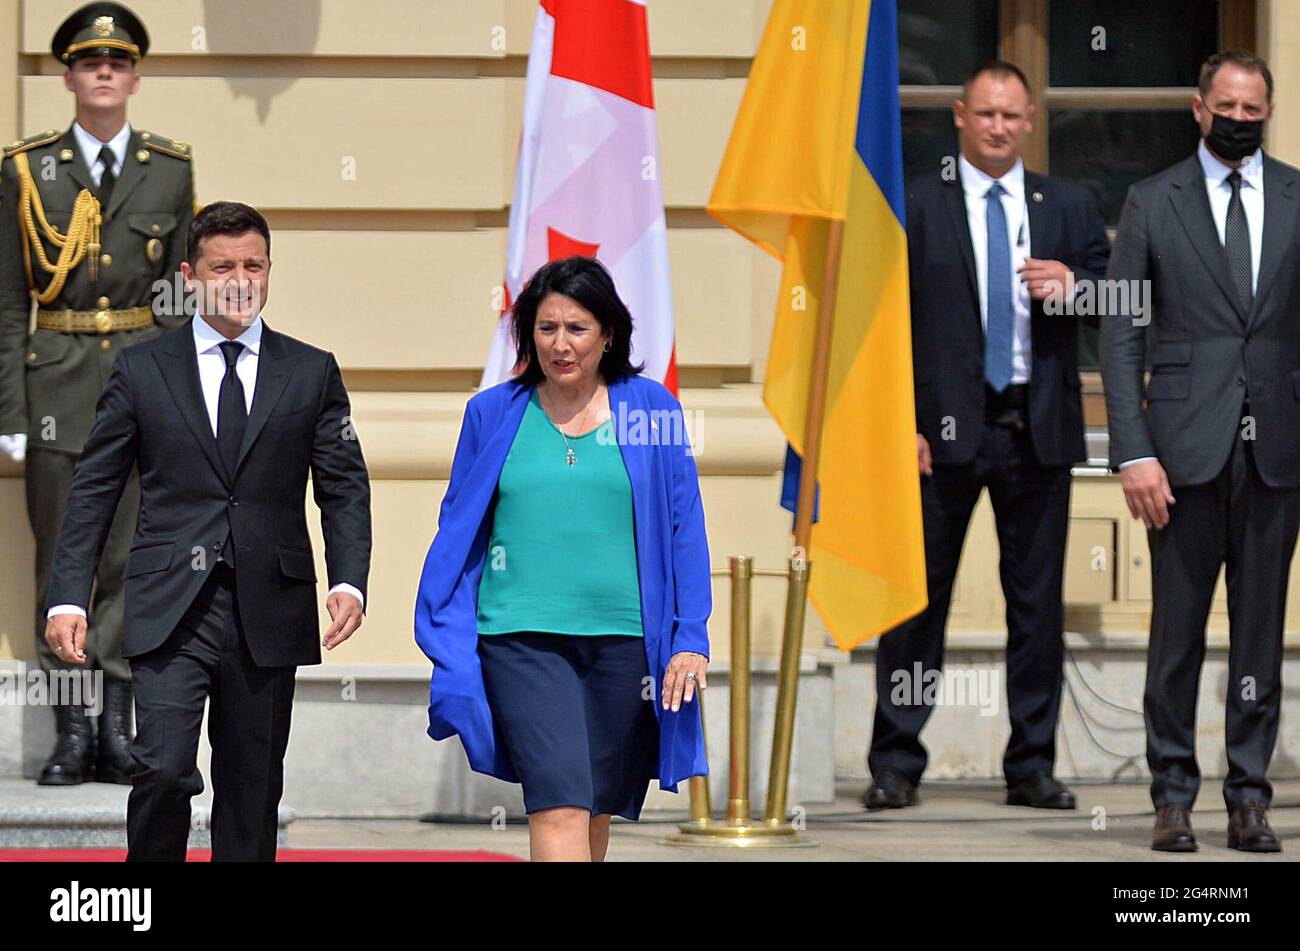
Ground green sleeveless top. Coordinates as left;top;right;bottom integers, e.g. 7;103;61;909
476;388;643;637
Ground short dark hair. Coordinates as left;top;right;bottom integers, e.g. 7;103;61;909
1199;49;1273;102
961;59;1032;99
509;256;643;387
187;201;271;263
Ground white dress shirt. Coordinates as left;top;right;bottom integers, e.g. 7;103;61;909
194;310;262;430
49;314;363;618
72;121;131;187
960;154;1033;385
1118;141;1266;470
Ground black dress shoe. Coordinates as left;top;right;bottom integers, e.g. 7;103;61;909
1006;771;1076;809
861;766;918;810
38;702;95;786
1228;800;1282;853
94;678;135;785
1152;804;1198;852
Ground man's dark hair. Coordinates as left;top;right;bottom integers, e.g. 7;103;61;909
961;59;1032;100
509;256;643;386
187;201;271;263
1199;49;1273;102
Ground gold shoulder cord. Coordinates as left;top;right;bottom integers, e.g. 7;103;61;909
12;151;102;304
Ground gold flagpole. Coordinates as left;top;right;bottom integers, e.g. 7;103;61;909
763;217;845;833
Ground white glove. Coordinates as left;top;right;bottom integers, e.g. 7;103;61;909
0;433;27;463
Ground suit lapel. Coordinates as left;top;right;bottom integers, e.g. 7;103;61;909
1024;172;1050;259
1024;172;1050;330
55;127;96;195
104;130;147;221
234;326;298;474
1251;155;1297;322
941;176;980;325
1169;155;1247;323
153;328;230;487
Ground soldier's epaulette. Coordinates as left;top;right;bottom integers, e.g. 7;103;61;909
137;130;192;161
2;129;61;159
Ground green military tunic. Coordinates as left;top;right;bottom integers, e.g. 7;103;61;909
0;124;195;677
0;125;195;451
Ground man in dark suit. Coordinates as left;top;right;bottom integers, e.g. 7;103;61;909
865;61;1109;811
1101;50;1294;854
43;201;372;861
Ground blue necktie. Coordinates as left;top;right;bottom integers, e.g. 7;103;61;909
983;181;1014;393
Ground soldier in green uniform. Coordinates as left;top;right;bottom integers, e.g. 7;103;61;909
0;2;195;785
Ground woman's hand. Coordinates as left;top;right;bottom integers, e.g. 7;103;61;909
662;651;708;712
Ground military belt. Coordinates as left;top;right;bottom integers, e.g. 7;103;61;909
36;306;155;334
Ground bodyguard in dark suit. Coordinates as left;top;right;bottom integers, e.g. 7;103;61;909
1101;50;1294;854
44;202;372;861
865;61;1109;811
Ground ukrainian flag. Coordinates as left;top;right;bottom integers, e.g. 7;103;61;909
708;0;926;649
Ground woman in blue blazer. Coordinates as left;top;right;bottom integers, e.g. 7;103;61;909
414;257;711;861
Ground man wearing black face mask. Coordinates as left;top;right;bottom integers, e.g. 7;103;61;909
1101;49;1295;855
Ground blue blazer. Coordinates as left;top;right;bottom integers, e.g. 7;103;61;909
413;373;711;791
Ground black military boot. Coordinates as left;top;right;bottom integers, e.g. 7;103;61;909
37;701;96;785
94;678;135;784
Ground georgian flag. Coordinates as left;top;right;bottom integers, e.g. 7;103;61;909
479;0;678;395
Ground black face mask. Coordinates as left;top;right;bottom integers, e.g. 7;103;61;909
1205;112;1264;162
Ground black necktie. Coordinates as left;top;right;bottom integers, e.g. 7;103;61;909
1225;170;1253;316
217;341;247;477
96;145;117;209
216;342;246;566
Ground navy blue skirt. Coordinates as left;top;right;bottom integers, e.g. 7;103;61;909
477;632;660;821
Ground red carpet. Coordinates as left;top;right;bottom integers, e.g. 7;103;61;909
0;848;522;862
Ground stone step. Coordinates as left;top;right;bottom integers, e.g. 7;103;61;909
0;779;292;848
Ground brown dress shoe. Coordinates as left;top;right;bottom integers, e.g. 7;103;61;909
1152;804;1197;852
1228;800;1282;853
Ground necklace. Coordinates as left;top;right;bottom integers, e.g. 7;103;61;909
538;385;601;467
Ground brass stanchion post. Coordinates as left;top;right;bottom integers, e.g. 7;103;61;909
764;555;809;828
727;556;752;825
666;555;812;847
685;693;712;826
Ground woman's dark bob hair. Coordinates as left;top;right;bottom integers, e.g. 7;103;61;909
509;256;644;386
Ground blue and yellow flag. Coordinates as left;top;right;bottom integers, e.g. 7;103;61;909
708;0;926;649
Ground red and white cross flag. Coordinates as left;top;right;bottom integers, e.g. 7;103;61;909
479;0;678;395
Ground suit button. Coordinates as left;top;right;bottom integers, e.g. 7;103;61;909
211;543;221;551
228;497;239;506
97;296;110;309
100;340;111;351
1237;377;1247;386
100;254;112;267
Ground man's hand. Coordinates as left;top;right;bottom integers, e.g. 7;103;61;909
1120;459;1175;530
323;592;363;650
44;614;87;665
1018;257;1074;303
916;433;933;477
0;433;27;463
